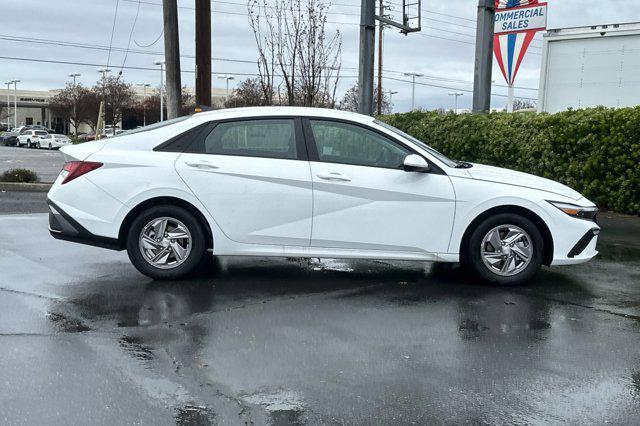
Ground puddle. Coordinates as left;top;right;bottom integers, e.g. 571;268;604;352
242;390;305;425
175;404;215;426
47;312;91;333
119;335;155;363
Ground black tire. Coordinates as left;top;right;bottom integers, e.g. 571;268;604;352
48;143;52;150
26;139;31;148
466;213;544;285
36;142;40;149
126;205;206;280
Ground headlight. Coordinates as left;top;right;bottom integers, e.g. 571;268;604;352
548;201;598;222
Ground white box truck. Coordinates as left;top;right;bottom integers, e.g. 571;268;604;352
538;22;640;113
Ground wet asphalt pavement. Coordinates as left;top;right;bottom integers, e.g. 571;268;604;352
1;195;639;425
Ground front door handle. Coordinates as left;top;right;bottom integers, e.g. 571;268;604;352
317;172;351;182
185;161;219;170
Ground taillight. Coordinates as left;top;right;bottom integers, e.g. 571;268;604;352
60;161;103;185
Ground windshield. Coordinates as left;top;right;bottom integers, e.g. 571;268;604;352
374;120;458;168
35;131;48;136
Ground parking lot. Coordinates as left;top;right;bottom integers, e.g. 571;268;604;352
0;146;64;183
1;191;639;424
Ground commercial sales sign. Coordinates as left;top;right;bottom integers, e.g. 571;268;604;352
494;3;548;36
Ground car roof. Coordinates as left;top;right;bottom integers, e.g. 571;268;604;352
192;106;375;125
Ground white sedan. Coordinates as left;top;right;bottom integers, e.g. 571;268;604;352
47;107;599;284
38;134;72;150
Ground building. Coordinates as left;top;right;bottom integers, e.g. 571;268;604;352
538;22;640;113
0;86;230;133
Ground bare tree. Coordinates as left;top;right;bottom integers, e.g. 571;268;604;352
338;84;392;115
49;83;99;136
224;78;271;108
94;76;136;135
513;98;536;111
137;86;196;125
248;0;342;107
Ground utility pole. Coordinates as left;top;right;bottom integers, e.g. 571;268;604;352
472;0;495;113
163;0;181;119
404;72;423;110
376;0;386;116
358;0;375;116
154;60;165;122
195;0;212;107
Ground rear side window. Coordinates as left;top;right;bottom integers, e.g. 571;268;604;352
203;119;297;160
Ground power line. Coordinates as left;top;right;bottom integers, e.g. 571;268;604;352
106;0;121;68
0;55;536;100
121;0;142;72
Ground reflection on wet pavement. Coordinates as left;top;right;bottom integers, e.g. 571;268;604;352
1;213;639;424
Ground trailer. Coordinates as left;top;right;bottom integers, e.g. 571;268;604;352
538;22;640;113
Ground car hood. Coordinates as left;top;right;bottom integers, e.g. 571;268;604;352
467;163;583;200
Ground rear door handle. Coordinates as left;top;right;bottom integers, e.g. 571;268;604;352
316;172;351;182
185;161;219;170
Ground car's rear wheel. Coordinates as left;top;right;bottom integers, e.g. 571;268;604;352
26;139;31;148
36;142;40;149
126;205;206;280
466;213;543;285
48;143;52;150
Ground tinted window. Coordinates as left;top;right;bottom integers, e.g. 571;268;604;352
309;120;410;169
35;131;48;136
204;119;297;160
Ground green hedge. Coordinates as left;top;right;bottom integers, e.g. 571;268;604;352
0;168;39;183
380;107;640;215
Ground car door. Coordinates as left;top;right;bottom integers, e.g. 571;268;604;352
176;117;313;247
304;118;456;255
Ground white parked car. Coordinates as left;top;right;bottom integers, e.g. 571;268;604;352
47;107;600;284
16;130;49;148
38;134;72;150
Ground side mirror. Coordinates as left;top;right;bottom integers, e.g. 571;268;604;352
403;154;430;172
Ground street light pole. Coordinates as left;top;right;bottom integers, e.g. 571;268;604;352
68;73;81;135
137;83;151;126
68;72;81;86
4;81;13;129
12;79;20;128
403;72;423;111
154;60;165;122
448;92;464;113
384;89;398;112
217;75;235;99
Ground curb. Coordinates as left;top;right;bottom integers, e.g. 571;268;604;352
0;182;52;193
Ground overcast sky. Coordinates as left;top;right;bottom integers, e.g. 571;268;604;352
2;0;640;112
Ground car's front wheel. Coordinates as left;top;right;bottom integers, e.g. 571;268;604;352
36;142;41;149
126;205;206;280
466;213;543;285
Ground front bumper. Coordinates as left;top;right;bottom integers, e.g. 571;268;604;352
48;199;122;250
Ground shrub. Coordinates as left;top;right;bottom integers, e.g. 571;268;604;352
0;168;40;183
379;107;640;215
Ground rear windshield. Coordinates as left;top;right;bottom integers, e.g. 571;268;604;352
54;134;66;138
110;116;190;138
35;131;48;135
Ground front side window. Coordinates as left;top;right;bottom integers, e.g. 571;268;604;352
309;120;410;169
204;119;297;160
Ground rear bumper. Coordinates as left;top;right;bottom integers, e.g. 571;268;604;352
48;199;122;250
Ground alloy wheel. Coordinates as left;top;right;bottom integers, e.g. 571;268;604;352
138;217;192;270
480;224;533;276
